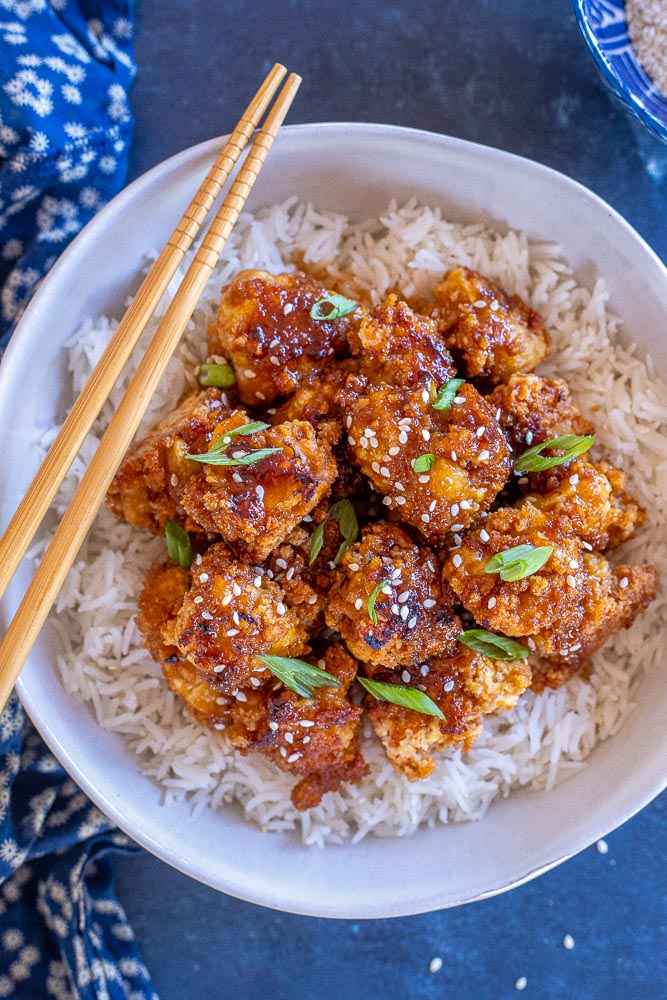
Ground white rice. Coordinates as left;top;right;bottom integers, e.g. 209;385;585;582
38;198;667;846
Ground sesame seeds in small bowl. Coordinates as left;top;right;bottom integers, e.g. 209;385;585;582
573;0;667;142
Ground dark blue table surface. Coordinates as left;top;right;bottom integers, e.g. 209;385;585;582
116;2;667;997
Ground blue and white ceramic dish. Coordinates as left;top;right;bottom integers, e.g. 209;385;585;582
573;0;667;143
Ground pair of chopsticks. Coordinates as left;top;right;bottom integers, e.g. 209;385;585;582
0;64;301;711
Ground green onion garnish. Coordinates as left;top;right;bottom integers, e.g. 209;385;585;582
432;378;465;411
358;676;445;720
458;629;529;660
367;580;391;625
484;544;553;582
198;362;235;388
412;453;435;473
309;499;359;566
309;294;358;321
255;654;341;699
165;520;192;570
185;422;280;467
514;434;595;473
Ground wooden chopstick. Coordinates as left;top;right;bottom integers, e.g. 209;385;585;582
0;62;287;605
0;72;302;711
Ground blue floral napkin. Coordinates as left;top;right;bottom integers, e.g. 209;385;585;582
1;3;158;997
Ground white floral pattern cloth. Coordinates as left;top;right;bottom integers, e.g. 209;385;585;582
0;0;135;345
0;4;158;997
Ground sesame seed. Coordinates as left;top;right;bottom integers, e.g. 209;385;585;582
360;437;369;449
453;533;462;546
476;426;485;438
620;576;629;589
226;628;239;637
396;496;406;505
269;356;280;365
391;568;402;579
244;369;256;379
299;720;315;728
473;299;486;308
399;432;408;444
421;513;430;523
398;591;410;603
354;598;363;611
195;553;203;565
370;438;379;449
563;935;575;950
287;753;300;763
391;604;400;615
388;446;400;457
515;977;527;991
424;598;436;608
525;431;534;445
490;299;499;311
422;429;431;441
421;664;430;676
233;582;242;596
422;390;430;404
232;450;246;459
582;541;593;551
201;610;213;621
232;472;243;484
527;637;536;651
214;723;226;730
213;664;225;673
235;691;247;702
479;450;490;461
400;605;409;621
495;407;502;420
518;476;528;486
170;473;179;487
596;838;609;854
402;670;411;683
250;677;261;687
283;302;293;315
255;484;265;500
451;523;464;532
254;576;262;587
269;338;280;348
279;746;287;757
408;616;418;629
276;557;288;570
460;500;471;510
451;555;462;570
429;958;442;974
233;611;240;625
487;596;497;609
199;573;209;583
269;721;279;732
349;562;360;572
453;396;464;404
380;467;391;477
395;482;405;491
570;643;581;652
451;451;458;462
444;679;455;692
567;575;576;587
276;602;286;615
569;559;579;569
307;595;318;605
569;473;579;486
480;529;490;543
286;567;295;581
348;435;356;446
428;499;437;512
419;475;430;484
285;732;294;744
255;391;266;401
303;736;311;744
194;595;204;604
451;503;459;516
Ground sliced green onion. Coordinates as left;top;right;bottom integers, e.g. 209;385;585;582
514;434;595;473
358;676;445;720
309;294;358;321
484;544;553;582
255;654;341;699
309;499;359;566
198;362;235;388
458;629;529;660
165;520;192;570
432;378;465;411
368;580;391;625
185;446;281;467
412;453;435;473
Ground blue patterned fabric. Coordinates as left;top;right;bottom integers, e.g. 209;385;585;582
0;4;158;997
0;0;135;346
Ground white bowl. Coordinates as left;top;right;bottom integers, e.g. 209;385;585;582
1;124;666;918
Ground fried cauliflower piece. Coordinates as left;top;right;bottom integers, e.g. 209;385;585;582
227;643;369;810
350;295;456;389
136;563;232;727
265;517;343;634
325;522;460;668
530;556;658;691
343;381;511;542
432;267;551;386
487;373;594;451
270;359;359;446
521;458;645;551
106;388;230;533
212;270;356;405
444;502;588;639
161;542;308;694
181;411;337;561
366;642;531;780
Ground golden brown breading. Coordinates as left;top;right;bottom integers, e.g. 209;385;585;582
367;643;531;780
136;562;232;727
270;359;359;446
521;458;645;551
212;270;356;405
161;542;308;694
265;518;342;634
181;412;337;561
343;381;511;542
530;556;658;691
443;502;587;639
106;388;230;533
350;295;457;389
487;373;594;451
325;522;460;668
227;643;369;810
431;267;550;386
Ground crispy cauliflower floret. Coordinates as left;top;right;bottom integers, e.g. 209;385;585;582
181;412;337;561
227;643;369;810
488;373;594;451
343;381;511;542
270;359;359;447
212;270;356;405
366;642;531;780
325;522;460;668
432;267;550;385
106;388;230;533
161;542;308;694
521;458;645;551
